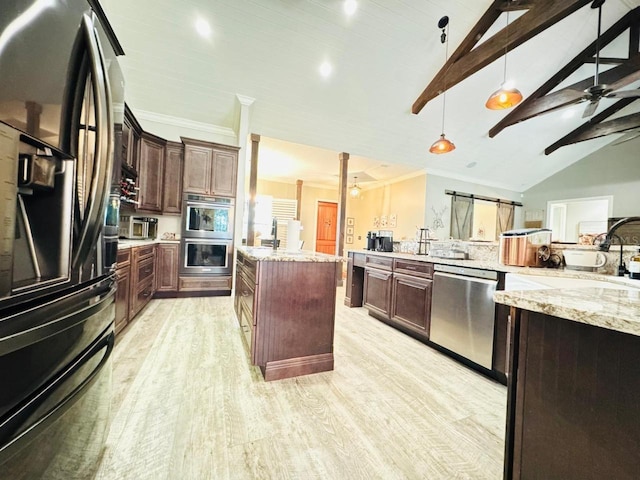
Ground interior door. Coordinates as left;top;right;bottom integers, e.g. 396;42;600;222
316;201;337;254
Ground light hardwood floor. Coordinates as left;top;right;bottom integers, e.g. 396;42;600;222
95;288;507;480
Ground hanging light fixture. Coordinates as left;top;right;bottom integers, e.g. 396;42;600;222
430;15;455;155
486;7;523;110
349;176;361;198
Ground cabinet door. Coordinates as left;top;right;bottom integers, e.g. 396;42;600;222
183;144;212;194
363;268;392;318
163;142;183;214
210;150;237;197
115;267;130;334
156;243;179;292
138;134;165;212
391;273;432;337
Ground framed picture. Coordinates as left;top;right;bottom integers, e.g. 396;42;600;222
346;235;353;244
346;226;354;235
347;217;355;226
389;213;397;228
381;215;388;227
373;216;380;228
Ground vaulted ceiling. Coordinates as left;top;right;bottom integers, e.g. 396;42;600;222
101;0;640;192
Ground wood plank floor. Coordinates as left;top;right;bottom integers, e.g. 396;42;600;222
95;288;507;480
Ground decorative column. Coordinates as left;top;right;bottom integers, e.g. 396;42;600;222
337;152;349;286
247;133;260;246
234;94;254;248
295;179;303;221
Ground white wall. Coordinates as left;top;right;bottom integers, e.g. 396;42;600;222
425;174;523;240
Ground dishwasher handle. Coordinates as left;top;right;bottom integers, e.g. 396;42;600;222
433;270;498;286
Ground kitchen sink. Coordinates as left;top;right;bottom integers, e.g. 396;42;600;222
504;273;640;291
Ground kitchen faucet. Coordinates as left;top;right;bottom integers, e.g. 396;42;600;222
598;216;640;276
271;217;278;251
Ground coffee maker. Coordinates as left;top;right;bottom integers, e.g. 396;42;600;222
366;230;393;252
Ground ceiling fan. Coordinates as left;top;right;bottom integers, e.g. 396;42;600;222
565;0;640;118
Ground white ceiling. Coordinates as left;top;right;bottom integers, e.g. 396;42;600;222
101;0;640;192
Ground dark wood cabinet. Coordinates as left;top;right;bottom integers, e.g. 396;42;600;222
137;132;165;213
505;309;640;480
129;244;156;318
182;137;238;198
363;267;393;318
156;243;179;292
162;141;183;215
115;248;131;335
390;273;432;338
122;105;142;172
234;250;338;381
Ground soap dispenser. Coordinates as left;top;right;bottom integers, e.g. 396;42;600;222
629;248;640;280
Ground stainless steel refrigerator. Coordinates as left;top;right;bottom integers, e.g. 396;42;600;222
0;0;124;477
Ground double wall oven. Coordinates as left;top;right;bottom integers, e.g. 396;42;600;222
180;194;233;276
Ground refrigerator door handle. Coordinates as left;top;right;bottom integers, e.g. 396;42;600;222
71;14;114;271
0;330;114;465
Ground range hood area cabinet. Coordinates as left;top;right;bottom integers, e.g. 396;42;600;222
182;137;239;198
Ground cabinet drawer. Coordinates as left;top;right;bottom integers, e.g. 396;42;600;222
179;275;232;292
238;302;253;358
352;252;366;268
394;259;433;278
137;256;155;284
238;273;255;321
365;255;393;271
132;277;154;317
117;248;131;267
134;244;155;259
243;258;257;283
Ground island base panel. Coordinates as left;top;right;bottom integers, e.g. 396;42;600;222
261;353;334;381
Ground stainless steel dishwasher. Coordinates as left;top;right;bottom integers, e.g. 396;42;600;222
429;264;498;369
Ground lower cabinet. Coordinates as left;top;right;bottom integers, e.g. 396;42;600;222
156;243;179;293
129;244;156;319
390;273;432;338
363;268;393;318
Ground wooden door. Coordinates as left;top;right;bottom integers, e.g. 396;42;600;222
316;201;337;254
183;144;212;195
138;133;165;212
210;150;237;197
163;142;183;214
156;243;179;292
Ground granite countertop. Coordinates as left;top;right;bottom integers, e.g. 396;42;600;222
494;288;640;337
237;246;343;262
118;239;180;249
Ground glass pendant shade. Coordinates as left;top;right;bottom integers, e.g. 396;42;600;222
486;85;523;110
349;177;361;198
429;134;456;154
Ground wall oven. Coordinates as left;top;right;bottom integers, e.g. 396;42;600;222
180;238;232;276
182;194;234;239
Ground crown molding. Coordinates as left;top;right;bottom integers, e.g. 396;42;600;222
134;109;237;139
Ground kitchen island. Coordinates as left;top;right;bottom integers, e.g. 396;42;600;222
495;285;640;480
235;246;343;381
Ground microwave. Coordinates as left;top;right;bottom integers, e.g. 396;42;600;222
119;215;158;240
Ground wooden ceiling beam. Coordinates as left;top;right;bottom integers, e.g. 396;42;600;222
584;56;626;65
489;7;640;137
412;0;592;115
545;97;640;154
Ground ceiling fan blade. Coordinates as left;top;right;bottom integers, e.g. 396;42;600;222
582;100;600;118
605;89;640;99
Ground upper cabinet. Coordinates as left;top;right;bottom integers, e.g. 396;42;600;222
163;141;184;215
182;137;239;198
137;132;165;213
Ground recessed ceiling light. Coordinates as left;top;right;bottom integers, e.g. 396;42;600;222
344;0;357;16
319;61;333;78
195;17;211;38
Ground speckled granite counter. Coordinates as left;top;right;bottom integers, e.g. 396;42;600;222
118;239;180;249
495;287;640;337
237;246;343;262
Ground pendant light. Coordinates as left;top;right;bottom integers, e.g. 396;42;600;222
486;8;523;110
430;15;455;155
349;176;361;198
